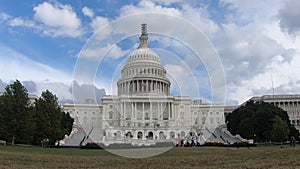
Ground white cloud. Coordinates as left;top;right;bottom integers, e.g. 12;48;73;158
120;0;182;17
82;6;94;18
180;4;219;35
80;44;129;59
149;0;183;6
9;17;37;28
0;12;11;22
0;45;72;83
33;1;82;37
91;16;110;32
214;0;300;104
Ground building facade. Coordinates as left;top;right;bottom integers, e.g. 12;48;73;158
62;24;240;146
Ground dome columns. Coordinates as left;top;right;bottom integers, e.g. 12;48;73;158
118;80;170;96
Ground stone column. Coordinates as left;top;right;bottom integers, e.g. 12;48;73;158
150;102;153;120
134;102;137;119
124;102;126;119
127;82;129;94
146;80;149;92
131;102;134;119
142;102;145;120
121;83;123;95
124;83;126;94
134;81;137;92
168;102;172;119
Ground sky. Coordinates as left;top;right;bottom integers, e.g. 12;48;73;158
1;0;300;105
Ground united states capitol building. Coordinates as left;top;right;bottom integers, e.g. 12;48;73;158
61;24;237;146
61;25;300;146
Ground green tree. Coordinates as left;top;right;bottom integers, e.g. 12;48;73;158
0;80;34;144
33;90;73;145
271;115;289;142
227;101;298;142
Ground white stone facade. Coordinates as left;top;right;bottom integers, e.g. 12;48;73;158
62;24;227;145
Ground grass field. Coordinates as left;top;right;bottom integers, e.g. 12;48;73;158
0;145;300;169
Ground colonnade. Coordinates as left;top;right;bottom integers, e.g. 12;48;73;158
119;101;174;122
118;80;170;95
271;101;300;127
272;101;300;118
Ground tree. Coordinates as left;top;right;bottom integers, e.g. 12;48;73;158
271;115;289;142
0;80;34;144
227;101;298;142
33;90;73;145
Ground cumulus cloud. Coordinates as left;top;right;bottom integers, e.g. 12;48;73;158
80;44;129;59
1;2;83;38
33;1;82;37
82;6;94;18
120;0;182;17
9;17;37;28
215;0;300;104
165;64;200;97
278;0;300;35
91;16;110;32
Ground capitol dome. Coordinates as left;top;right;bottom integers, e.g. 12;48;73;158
117;24;170;96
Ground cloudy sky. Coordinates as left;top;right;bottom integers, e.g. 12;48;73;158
0;0;300;105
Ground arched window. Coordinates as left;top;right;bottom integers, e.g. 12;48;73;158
170;131;175;139
137;131;143;139
159;131;165;139
148;131;153;139
180;131;185;138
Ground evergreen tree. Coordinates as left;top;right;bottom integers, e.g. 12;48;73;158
33;90;73;145
0;80;33;144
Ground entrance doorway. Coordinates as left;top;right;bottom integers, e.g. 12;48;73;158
148;131;153;139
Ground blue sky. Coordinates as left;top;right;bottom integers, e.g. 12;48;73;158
1;0;300;105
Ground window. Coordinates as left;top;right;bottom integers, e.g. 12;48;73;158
109;111;113;119
145;113;150;120
137;111;142;120
170;132;175;139
180;131;185;138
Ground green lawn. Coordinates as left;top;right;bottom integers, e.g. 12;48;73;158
0;145;299;169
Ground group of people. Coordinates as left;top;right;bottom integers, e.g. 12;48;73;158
175;137;201;147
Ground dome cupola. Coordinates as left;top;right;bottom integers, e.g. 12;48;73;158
117;24;170;96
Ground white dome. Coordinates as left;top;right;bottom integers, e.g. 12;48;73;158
126;48;162;65
117;24;170;96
